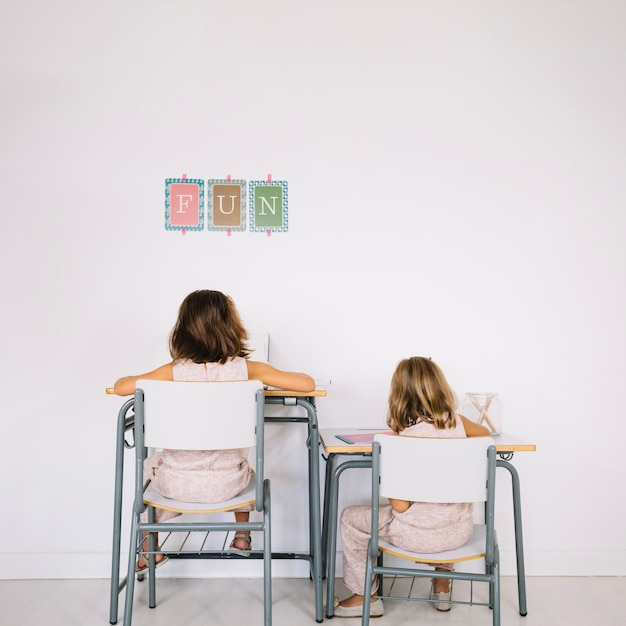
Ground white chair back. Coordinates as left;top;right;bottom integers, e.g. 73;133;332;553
136;379;263;450
374;434;494;504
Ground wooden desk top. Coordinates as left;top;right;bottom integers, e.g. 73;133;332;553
264;388;327;398
319;428;536;454
106;386;327;397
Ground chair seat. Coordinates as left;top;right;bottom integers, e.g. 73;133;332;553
378;524;486;564
144;481;256;514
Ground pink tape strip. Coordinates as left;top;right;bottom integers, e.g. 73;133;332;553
182;173;187;182
267;175;273;235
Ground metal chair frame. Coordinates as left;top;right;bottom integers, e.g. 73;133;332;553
362;435;500;626
116;380;271;626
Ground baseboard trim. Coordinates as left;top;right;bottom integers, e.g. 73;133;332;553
1;549;624;580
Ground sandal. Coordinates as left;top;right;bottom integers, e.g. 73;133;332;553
229;531;252;557
430;579;453;611
135;554;169;574
432;590;452;611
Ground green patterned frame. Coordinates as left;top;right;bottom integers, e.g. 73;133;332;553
249;180;289;233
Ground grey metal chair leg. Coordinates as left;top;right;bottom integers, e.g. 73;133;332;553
263;479;272;626
110;400;134;624
109;438;124;623
493;546;501;626
148;507;156;609
123;517;139;626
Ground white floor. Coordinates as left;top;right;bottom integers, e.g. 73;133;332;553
1;576;624;626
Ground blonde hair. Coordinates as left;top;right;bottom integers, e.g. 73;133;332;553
386;356;458;432
169;290;250;364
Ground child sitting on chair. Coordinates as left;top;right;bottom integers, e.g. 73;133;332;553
114;289;315;572
334;356;490;618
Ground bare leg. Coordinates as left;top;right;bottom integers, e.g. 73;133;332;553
232;512;251;550
432;567;452;612
433;568;450;593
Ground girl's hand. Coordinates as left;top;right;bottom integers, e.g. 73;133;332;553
388;497;411;513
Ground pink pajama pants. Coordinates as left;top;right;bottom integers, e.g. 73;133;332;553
340;504;460;596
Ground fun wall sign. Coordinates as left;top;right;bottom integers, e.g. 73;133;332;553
165;175;288;235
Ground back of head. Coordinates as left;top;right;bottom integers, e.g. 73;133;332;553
387;356;458;431
169;290;250;364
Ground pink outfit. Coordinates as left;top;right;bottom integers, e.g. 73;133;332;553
340;417;473;595
142;357;253;521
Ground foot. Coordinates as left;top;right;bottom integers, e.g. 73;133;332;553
135;553;168;573
432;590;452;611
431;579;452;611
334;595;384;618
229;531;252;556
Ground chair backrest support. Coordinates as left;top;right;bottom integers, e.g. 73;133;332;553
374;434;494;504
137;379;263;450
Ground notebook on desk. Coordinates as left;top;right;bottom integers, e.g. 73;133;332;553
335;431;394;445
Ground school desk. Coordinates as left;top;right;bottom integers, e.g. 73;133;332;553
319;428;536;619
107;387;327;624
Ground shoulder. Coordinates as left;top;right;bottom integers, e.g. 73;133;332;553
245;359;267;378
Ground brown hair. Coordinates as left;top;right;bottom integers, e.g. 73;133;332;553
386;356;458;432
169;290;250;364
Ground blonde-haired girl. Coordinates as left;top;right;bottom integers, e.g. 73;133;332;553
334;356;489;618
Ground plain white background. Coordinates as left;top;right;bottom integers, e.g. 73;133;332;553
1;0;624;579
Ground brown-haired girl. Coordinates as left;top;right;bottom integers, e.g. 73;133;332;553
334;356;489;618
114;290;314;571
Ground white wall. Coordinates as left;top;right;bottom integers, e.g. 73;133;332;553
1;0;625;579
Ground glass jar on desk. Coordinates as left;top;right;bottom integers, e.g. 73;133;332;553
462;392;502;435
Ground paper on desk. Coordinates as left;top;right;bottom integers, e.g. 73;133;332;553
335;431;394;444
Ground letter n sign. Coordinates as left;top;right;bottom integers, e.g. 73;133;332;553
207;179;246;232
249;181;288;233
165;178;204;231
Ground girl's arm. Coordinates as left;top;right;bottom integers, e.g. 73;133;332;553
113;363;174;396
246;361;315;392
460;415;491;437
388;497;411;513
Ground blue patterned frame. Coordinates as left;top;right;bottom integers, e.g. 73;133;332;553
165;178;205;231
